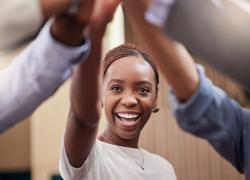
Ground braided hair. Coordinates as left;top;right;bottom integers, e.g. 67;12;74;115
103;44;159;93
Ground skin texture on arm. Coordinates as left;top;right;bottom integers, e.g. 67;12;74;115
65;28;103;168
64;0;122;168
122;0;199;102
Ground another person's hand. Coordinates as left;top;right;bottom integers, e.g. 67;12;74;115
50;0;122;46
41;0;95;20
41;0;70;19
51;0;96;46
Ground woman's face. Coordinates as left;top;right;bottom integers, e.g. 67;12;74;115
102;56;157;140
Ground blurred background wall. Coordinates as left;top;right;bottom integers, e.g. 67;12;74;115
0;1;248;180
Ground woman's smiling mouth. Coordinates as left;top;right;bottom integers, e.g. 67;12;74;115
115;112;141;127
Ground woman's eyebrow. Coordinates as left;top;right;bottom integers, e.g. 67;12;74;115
108;79;124;85
135;80;153;86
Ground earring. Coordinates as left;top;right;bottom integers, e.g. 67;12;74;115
152;107;160;113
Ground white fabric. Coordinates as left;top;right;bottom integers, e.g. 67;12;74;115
60;139;177;180
0;20;90;133
0;0;43;50
145;0;176;27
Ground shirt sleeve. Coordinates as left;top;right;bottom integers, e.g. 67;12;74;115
0;0;43;49
0;20;90;133
170;65;249;172
59;140;97;180
145;0;176;27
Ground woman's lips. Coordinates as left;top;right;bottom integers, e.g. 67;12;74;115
115;112;141;127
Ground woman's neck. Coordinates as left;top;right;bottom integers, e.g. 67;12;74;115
98;131;139;148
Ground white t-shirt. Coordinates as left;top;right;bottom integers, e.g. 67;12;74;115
60;139;177;180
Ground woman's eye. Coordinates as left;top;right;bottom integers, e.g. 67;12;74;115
138;87;150;95
111;86;122;93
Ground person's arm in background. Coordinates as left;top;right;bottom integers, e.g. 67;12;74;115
123;0;198;101
0;0;70;49
0;0;94;133
123;0;249;173
146;0;250;90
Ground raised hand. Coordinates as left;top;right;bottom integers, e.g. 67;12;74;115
41;0;70;19
91;0;123;34
51;0;96;46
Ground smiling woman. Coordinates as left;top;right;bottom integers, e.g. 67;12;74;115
100;44;160;147
59;42;177;180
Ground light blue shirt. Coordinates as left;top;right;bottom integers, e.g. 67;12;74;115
171;66;250;180
0;20;90;133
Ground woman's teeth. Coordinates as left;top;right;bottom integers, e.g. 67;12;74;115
116;113;140;121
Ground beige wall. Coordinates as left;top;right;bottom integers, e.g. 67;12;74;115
31;81;70;180
0;119;30;170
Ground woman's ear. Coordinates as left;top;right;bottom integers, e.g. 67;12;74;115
152;107;160;113
152;100;160;113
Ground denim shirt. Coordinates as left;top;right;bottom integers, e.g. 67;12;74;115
171;66;250;180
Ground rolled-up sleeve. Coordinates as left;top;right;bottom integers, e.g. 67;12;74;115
170;65;247;172
171;65;214;124
0;20;90;133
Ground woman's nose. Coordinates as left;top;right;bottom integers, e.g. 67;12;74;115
120;95;138;107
